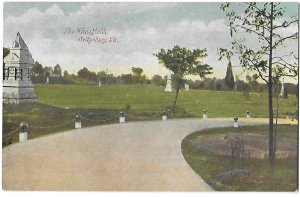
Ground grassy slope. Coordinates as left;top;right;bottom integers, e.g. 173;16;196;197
181;125;298;191
35;84;297;118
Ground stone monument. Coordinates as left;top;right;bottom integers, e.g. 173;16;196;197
3;32;37;104
164;75;172;92
184;84;189;91
280;78;285;97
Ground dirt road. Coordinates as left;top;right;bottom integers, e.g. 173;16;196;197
3;119;260;191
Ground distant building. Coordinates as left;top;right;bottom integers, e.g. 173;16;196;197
3;32;37;104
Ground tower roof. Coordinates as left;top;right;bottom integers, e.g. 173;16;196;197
12;32;28;49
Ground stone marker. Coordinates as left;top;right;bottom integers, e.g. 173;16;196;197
19;122;28;142
75;114;82;129
184;84;189;91
164;75;172;92
233;117;239;128
162;111;168;120
280;78;285;97
119;111;126;123
98;81;102;87
203;110;208;119
216;169;250;182
3;32;37;104
46;76;49;84
246;111;250;118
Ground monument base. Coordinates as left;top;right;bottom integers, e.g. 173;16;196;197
3;81;37;104
234;122;238;128
119;117;126;123
75;122;82;129
19;132;28;142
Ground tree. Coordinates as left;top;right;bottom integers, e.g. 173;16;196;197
154;45;212;111
77;67;97;82
221;2;298;167
151;74;164;86
63;70;69;78
131;67;144;84
32;61;44;76
97;71;108;83
53;64;62;77
219;48;235;90
3;47;10;58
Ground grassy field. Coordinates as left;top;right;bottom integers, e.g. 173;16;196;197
35;84;297;118
3;84;298;146
181;125;298;191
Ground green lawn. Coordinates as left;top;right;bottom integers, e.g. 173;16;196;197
35;84;297;118
181;125;298;191
3;84;298;146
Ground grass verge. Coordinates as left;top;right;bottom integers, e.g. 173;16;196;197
181;125;298;191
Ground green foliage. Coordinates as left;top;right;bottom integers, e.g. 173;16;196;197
182;125;298;191
154;45;212;111
225;61;235;90
77;67;97;82
3;47;10;58
151;74;165;86
154;45;212;79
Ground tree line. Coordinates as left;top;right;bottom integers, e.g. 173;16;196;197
2;47;297;97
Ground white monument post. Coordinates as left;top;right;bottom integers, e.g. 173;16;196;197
162;111;168;120
98;81;102;87
184;84;189;91
164;75;172;92
246;111;251;118
3;32;37;104
280;78;285;97
203;110;208;119
46;76;49;84
19;122;28;142
233;117;239;128
75;114;82;129
119;112;126;123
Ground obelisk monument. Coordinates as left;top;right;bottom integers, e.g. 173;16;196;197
3;32;37;104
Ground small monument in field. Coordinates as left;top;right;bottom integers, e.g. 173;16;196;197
184;84;189;91
280;78;285;97
3;32;37;104
164;75;172;92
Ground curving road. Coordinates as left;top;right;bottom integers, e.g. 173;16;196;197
3;119;259;191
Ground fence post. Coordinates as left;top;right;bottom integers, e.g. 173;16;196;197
233;117;239;128
162;111;168;121
246;111;251;118
19;122;28;142
119;111;126;123
75;114;82;129
203;110;208;119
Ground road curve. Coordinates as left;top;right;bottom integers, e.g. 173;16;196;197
3;119;258;191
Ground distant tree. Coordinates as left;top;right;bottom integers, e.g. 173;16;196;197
154;45;212;112
63;70;69;78
221;2;298;166
3;47;10;58
218;48;235;90
44;66;53;77
32;61;44;76
151;74;164;86
78;67;97;82
53;64;62;77
131;67;144;84
97;71;108;84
